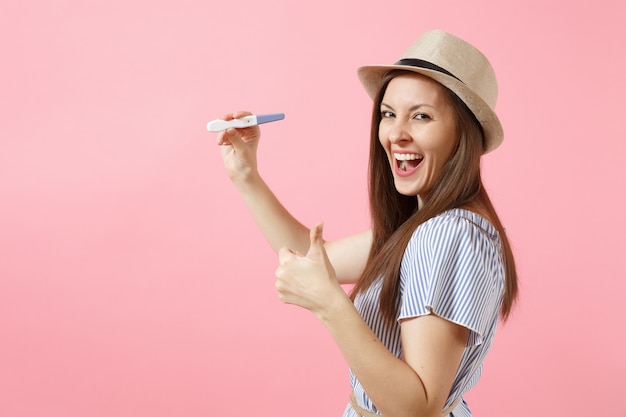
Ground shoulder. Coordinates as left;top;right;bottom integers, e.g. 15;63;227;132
402;208;503;276
399;209;505;343
409;208;499;249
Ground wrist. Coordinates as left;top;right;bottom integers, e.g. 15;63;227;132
314;289;353;326
232;169;262;192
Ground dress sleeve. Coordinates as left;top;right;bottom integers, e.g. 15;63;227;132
398;214;504;347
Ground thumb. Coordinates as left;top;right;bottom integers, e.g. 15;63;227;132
219;128;252;163
306;222;325;260
221;128;245;149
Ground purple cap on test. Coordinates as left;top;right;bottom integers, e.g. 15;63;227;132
256;113;285;124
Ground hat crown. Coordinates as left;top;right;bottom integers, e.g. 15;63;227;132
400;30;498;109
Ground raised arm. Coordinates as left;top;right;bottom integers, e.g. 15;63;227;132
217;111;371;285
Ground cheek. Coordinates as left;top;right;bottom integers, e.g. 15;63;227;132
440;139;457;162
377;125;387;146
378;135;392;156
433;127;459;162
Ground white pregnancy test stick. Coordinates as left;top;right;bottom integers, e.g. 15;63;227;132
206;113;285;132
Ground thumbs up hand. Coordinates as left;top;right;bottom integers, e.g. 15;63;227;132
275;223;344;316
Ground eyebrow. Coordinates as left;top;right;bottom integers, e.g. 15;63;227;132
380;102;437;111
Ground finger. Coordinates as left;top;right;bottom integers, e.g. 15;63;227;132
215;113;235;145
274;268;291;300
275;265;285;281
306;222;325;258
277;246;299;265
231;110;252;119
219;127;247;151
219;110;252;121
215;111;253;145
216;130;231;146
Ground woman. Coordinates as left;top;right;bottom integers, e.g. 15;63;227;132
216;30;518;417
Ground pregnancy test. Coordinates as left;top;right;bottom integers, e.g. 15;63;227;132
206;113;285;132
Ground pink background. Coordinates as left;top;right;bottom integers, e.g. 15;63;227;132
1;0;625;416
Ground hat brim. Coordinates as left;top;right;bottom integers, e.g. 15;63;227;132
357;64;503;154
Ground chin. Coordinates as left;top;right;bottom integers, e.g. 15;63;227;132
393;184;420;198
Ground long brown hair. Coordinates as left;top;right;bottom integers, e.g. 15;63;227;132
350;70;518;324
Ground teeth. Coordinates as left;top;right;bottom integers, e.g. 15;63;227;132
394;153;422;161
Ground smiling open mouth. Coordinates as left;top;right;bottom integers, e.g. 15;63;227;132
394;153;423;172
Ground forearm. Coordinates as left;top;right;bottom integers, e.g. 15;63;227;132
234;172;311;255
316;296;435;417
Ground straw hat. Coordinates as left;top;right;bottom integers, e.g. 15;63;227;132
357;30;503;153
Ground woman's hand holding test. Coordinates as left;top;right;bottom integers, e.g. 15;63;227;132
216;111;261;185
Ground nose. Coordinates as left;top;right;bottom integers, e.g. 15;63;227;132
387;119;411;144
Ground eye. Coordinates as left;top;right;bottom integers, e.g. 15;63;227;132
381;110;394;119
414;112;431;121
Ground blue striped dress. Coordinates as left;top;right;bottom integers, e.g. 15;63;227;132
343;208;505;417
